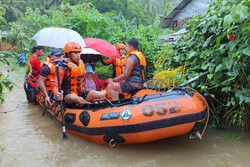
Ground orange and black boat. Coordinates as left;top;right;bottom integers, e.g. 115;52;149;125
36;85;209;146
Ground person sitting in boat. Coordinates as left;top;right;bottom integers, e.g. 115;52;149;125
107;38;146;101
24;46;44;103
53;42;106;105
38;48;63;107
101;43;126;78
84;64;108;93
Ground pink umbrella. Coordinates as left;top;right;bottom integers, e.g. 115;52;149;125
84;38;120;58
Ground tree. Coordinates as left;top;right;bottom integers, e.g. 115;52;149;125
1;0;27;22
62;0;154;25
0;1;7;29
142;0;159;18
38;0;62;14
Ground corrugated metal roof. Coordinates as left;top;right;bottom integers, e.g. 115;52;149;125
165;0;192;21
159;0;192;28
159;0;209;29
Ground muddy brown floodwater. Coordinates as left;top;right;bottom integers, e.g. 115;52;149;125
0;81;250;167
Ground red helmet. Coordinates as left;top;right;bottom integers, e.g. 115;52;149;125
64;42;82;54
116;43;125;50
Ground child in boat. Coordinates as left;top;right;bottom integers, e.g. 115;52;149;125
84;64;108;93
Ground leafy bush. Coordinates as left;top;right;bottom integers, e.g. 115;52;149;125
0;2;15;103
95;61;113;79
155;0;250;128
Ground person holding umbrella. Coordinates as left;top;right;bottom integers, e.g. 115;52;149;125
101;43;126;78
53;42;106;105
107;38;146;101
38;48;63;107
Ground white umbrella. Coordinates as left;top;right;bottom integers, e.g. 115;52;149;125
33;27;86;49
81;48;101;55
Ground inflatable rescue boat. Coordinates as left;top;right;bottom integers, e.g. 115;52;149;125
36;86;209;146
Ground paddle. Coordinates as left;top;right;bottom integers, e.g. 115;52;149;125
169;71;210;91
54;59;68;139
180;71;209;87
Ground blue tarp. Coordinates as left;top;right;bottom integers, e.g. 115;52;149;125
16;52;26;66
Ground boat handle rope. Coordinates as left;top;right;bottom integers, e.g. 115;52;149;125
188;87;210;139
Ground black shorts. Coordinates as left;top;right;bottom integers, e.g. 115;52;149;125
24;82;37;102
120;82;137;93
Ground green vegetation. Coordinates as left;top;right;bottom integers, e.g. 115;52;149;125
0;0;180;25
155;0;249;129
95;62;113;79
0;4;15;103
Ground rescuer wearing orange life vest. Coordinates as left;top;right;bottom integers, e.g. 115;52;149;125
38;48;63;107
107;38;146;101
54;42;106;105
101;43;126;77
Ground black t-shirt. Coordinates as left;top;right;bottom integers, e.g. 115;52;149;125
40;65;50;77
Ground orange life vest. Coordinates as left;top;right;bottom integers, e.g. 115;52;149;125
42;61;56;91
45;55;53;63
114;58;126;77
125;51;146;80
67;59;85;95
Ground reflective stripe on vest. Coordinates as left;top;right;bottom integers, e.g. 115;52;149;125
67;59;85;95
45;56;53;63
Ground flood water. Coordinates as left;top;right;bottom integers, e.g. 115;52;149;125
1;81;250;167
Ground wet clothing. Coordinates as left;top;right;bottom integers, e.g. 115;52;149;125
120;55;143;93
126;55;143;84
28;55;42;87
125;51;146;84
101;57;126;78
45;55;52;63
40;62;56;91
24;55;41;102
53;59;85;97
84;74;108;91
66;60;85;95
24;82;37;102
40;65;50;77
120;81;137;93
85;78;96;91
120;51;146;94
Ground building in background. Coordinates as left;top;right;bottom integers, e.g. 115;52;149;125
159;28;188;44
159;0;210;30
0;31;17;51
